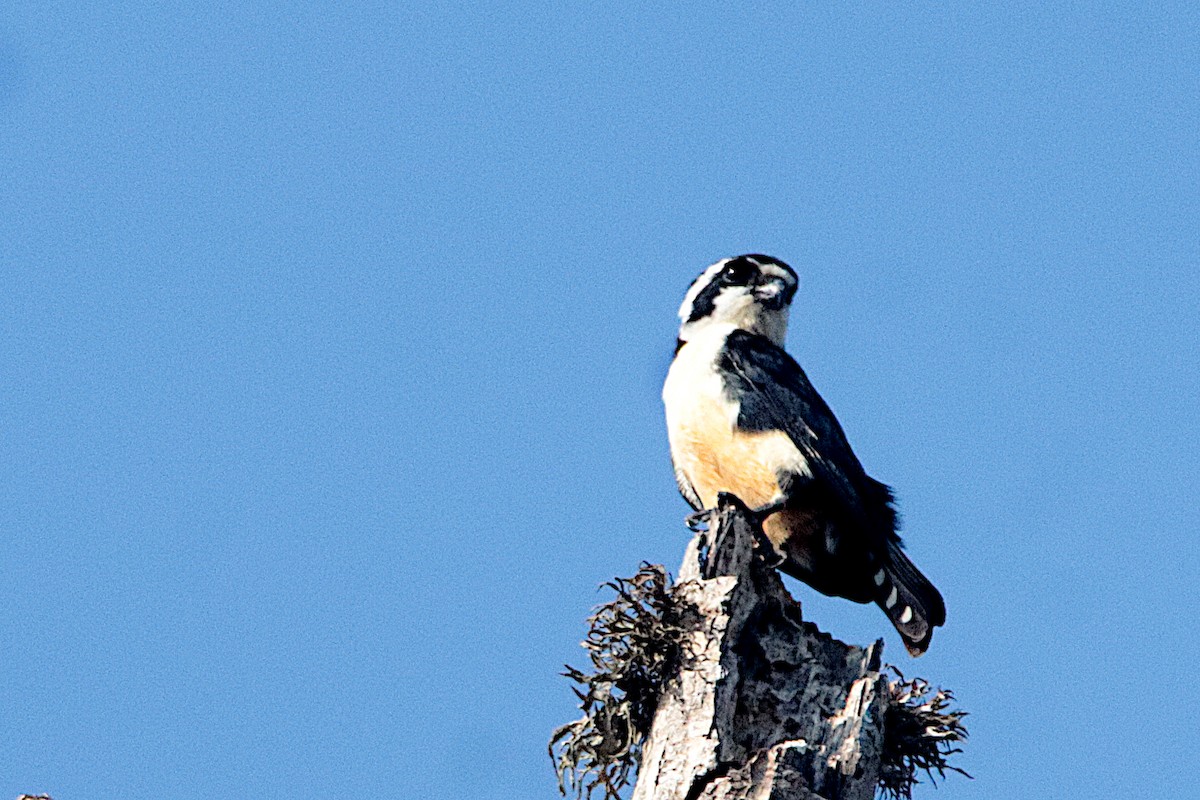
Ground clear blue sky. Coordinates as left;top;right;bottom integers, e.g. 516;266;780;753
2;3;1197;799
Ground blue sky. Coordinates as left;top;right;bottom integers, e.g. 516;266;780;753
2;3;1198;799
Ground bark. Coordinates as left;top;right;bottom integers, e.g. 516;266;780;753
631;498;889;800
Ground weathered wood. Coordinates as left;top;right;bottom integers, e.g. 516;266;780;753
631;498;889;800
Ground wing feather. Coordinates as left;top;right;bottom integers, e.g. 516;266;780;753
719;330;896;541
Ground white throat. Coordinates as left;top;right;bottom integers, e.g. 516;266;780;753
678;293;790;347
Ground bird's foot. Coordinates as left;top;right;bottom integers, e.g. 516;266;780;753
751;527;786;569
719;493;787;568
687;494;786;567
685;508;716;532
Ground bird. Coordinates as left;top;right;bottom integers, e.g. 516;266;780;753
662;254;945;656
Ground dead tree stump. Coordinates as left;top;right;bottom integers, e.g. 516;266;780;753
551;495;967;800
632;498;887;800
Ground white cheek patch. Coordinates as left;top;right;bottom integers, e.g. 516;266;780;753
712;288;754;319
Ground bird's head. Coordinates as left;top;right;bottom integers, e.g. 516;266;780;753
677;254;798;348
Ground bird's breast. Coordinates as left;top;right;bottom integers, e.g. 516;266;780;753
663;333;806;514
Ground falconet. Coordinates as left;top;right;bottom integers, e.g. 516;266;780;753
662;255;945;655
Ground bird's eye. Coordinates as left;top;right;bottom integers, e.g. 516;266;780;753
722;259;755;285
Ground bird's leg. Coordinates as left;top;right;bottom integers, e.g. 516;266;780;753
748;497;787;521
689;495;785;531
700;493;785;568
686;495;786;567
740;494;788;568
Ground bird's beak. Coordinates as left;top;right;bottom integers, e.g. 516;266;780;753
754;278;790;310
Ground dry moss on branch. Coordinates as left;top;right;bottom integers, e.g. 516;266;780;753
879;668;971;799
549;563;682;800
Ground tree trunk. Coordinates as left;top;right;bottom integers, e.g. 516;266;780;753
632;499;889;800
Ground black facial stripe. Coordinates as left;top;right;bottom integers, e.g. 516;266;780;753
686;254;797;322
685;271;724;322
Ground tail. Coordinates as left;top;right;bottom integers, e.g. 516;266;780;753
874;540;946;657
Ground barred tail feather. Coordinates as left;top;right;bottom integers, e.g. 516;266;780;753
874;540;946;657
